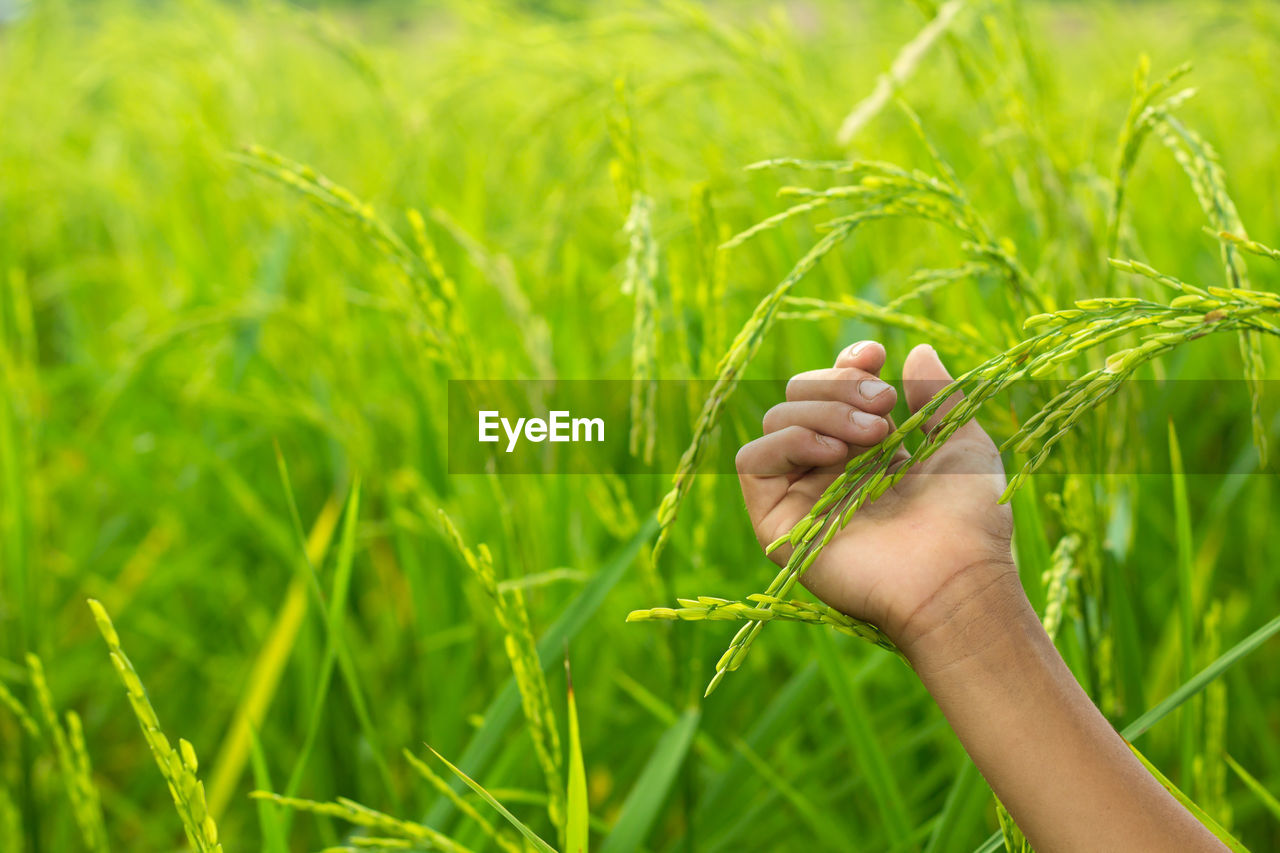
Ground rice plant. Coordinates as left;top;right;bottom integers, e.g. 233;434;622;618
3;1;1280;851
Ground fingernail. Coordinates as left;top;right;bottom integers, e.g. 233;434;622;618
859;378;891;400
845;341;870;359
851;410;881;429
816;433;843;450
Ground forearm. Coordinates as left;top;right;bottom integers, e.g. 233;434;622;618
900;565;1224;853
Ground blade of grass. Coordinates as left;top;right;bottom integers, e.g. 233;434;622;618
565;654;589;853
696;661;819;823
425;746;557;853
248;727;289;853
614;669;848;850
1122;611;1280;740
207;493;342;818
1124;739;1246;851
282;478;397;809
1224;754;1280;822
426;516;658;828
922;759;989;853
598;707;700;853
813;630;913;846
1169;421;1198;785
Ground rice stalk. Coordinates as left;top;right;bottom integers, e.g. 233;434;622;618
1041;532;1081;642
251;792;471;852
87;600;222;853
622;191;659;465
776;294;989;357
653;272;1280;693
0;678;38;739
403;749;521;853
627;594;901;658
437;511;566;840
0;787;18;851
234;145;459;366
652;218;860;565
26;655;109;853
1105;57;1194;263
835;0;967;146
610;78;660;464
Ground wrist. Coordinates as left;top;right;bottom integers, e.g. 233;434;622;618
893;557;1035;672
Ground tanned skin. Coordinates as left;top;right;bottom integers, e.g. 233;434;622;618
735;340;1225;853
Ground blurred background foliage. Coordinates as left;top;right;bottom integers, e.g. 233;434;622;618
1;0;1279;850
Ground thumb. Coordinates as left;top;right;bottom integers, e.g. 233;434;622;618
902;344;966;435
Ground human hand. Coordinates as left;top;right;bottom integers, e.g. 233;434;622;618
735;341;1018;654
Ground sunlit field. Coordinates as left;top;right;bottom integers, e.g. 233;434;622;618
2;1;1280;850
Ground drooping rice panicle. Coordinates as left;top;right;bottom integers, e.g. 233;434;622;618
428;208;554;378
251;792;471;852
777;294;989;356
622;191;659;465
88;600;223;853
1041;532;1081;642
1213;231;1280;263
1106;57;1194;262
1146;93;1268;465
437;511;566;840
885;262;995;310
652;218;861;565
27;655;110;853
627;594;901;658
234;145;459;365
835;0;967;145
655;141;1044;566
0;678;38;739
655;273;1280;693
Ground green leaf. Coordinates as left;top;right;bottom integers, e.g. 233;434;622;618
565;657;589;853
1125;740;1246;852
1225;754;1280;822
923;759;988;853
248;727;289;853
1168;420;1198;783
1121;611;1280;740
814;631;913;845
426;516;658;829
426;746;557;853
283;477;396;809
599;707;700;853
